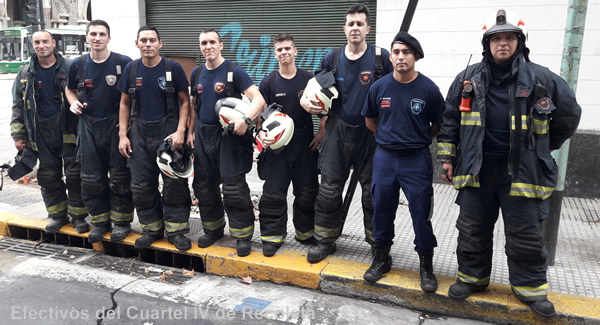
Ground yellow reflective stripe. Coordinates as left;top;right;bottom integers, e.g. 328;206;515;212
511;115;528;130
512;283;548;297
510;183;554;200
315;225;340;239
10;123;26;136
531;119;549;135
141;219;164;232
295;229;314;241
47;201;68;214
90;212;110;223
460;111;481;126
452;175;480;189
68;205;88;216
458;271;490;286
110;210;133;222
261;235;286;243
30;142;38;151
63;133;76;144
202;217;226;231
165;221;189;232
230;225;254;238
365;228;374;241
437;142;457;157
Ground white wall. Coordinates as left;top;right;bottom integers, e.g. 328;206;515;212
90;0;145;60
377;0;600;131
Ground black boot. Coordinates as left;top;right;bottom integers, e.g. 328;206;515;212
363;244;392;283
197;229;224;248
418;251;438;293
88;224;111;243
71;218;90;234
307;241;336;263
511;287;556;318
168;234;192;251
448;279;486;300
262;242;281;257
45;217;69;234
110;224;131;242
237;240;252;257
134;233;163;249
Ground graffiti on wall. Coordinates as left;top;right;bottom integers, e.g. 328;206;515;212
219;22;332;82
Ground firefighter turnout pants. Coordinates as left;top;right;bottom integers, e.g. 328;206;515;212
78;113;133;227
129;116;191;236
455;152;550;302
35;111;86;221
314;115;375;244
257;125;319;244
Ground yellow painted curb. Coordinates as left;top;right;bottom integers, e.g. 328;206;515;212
205;247;326;289
0;212;21;236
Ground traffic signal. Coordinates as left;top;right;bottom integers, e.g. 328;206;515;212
25;0;39;25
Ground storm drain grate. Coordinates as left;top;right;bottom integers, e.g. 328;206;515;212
0;238;89;261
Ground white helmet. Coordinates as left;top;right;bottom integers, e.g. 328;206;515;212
215;97;251;128
156;139;194;179
262;109;294;150
304;76;338;115
481;9;528;46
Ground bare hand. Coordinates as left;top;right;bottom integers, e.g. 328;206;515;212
301;96;323;115
165;131;185;150
14;139;26;151
186;131;195;149
309;129;325;151
232;120;248;136
258;130;275;148
441;162;453;183
118;137;132;158
70;100;86;115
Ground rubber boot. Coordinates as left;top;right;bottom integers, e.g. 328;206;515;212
45;216;69;234
511;287;556;318
110;224;131;242
168;234;192;251
134;233;163;249
448;279;487;300
71;217;90;234
418;251;438;293
237;240;252;257
307;241;336;263
363;243;392;282
88;223;111;243
197;229;224;248
262;242;281;257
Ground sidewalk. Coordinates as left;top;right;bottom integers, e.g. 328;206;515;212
0;165;599;324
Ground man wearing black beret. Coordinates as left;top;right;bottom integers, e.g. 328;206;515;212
361;31;444;293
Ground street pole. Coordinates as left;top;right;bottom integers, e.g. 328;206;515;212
38;0;45;29
544;0;587;266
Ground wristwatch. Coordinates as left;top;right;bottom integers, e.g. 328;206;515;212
242;116;252;125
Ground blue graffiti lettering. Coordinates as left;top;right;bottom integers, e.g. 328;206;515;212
219;22;332;82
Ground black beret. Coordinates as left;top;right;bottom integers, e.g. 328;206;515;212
391;31;424;58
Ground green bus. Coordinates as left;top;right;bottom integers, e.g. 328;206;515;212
0;26;88;73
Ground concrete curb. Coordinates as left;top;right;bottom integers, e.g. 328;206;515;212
1;212;599;324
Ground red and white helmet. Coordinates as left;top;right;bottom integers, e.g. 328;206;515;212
156;139;194;179
304;77;338;115
262;110;294;150
481;9;528;46
215;97;251;128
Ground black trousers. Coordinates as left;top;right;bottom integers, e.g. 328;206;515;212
257;125;319;244
129;116;191;236
455;152;549;301
78;113;133;226
313;115;375;243
35;111;86;221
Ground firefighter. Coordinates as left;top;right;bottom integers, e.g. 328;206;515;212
437;10;581;317
188;29;265;257
117;26;192;251
66;20;134;243
300;3;393;263
255;33;326;257
11;30;87;234
362;32;444;293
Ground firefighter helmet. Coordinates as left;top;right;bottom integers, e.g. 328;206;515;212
304;76;338;115
261;104;294;150
215;97;251;128
156;139;194;179
481;9;528;46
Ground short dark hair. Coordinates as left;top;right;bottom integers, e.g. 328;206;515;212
137;26;160;41
345;3;370;26
273;33;295;47
33;29;53;39
201;29;222;43
87;20;111;36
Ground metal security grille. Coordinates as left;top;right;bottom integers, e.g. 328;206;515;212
146;0;377;79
